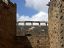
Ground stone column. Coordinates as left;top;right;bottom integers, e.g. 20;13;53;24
24;22;26;26
39;22;40;26
46;22;47;26
31;22;33;26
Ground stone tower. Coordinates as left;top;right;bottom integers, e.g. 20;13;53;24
48;0;64;48
0;0;16;48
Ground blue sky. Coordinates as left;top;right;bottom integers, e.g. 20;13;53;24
11;0;50;21
11;0;38;16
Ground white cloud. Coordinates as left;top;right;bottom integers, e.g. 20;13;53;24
25;0;50;11
31;11;48;21
17;11;48;21
18;15;31;21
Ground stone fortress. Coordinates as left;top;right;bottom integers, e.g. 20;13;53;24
0;0;64;48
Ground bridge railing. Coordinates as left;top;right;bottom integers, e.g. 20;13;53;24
17;21;48;26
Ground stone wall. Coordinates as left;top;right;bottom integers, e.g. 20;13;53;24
0;1;16;48
48;0;64;48
16;26;49;48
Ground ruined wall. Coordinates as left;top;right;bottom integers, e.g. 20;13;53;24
48;0;64;48
16;26;49;48
0;1;16;48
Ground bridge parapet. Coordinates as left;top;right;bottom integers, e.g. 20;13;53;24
17;21;48;26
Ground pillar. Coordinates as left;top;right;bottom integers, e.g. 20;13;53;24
39;22;40;26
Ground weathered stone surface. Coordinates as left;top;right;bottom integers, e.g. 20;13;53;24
16;26;49;48
48;0;64;48
0;1;16;48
